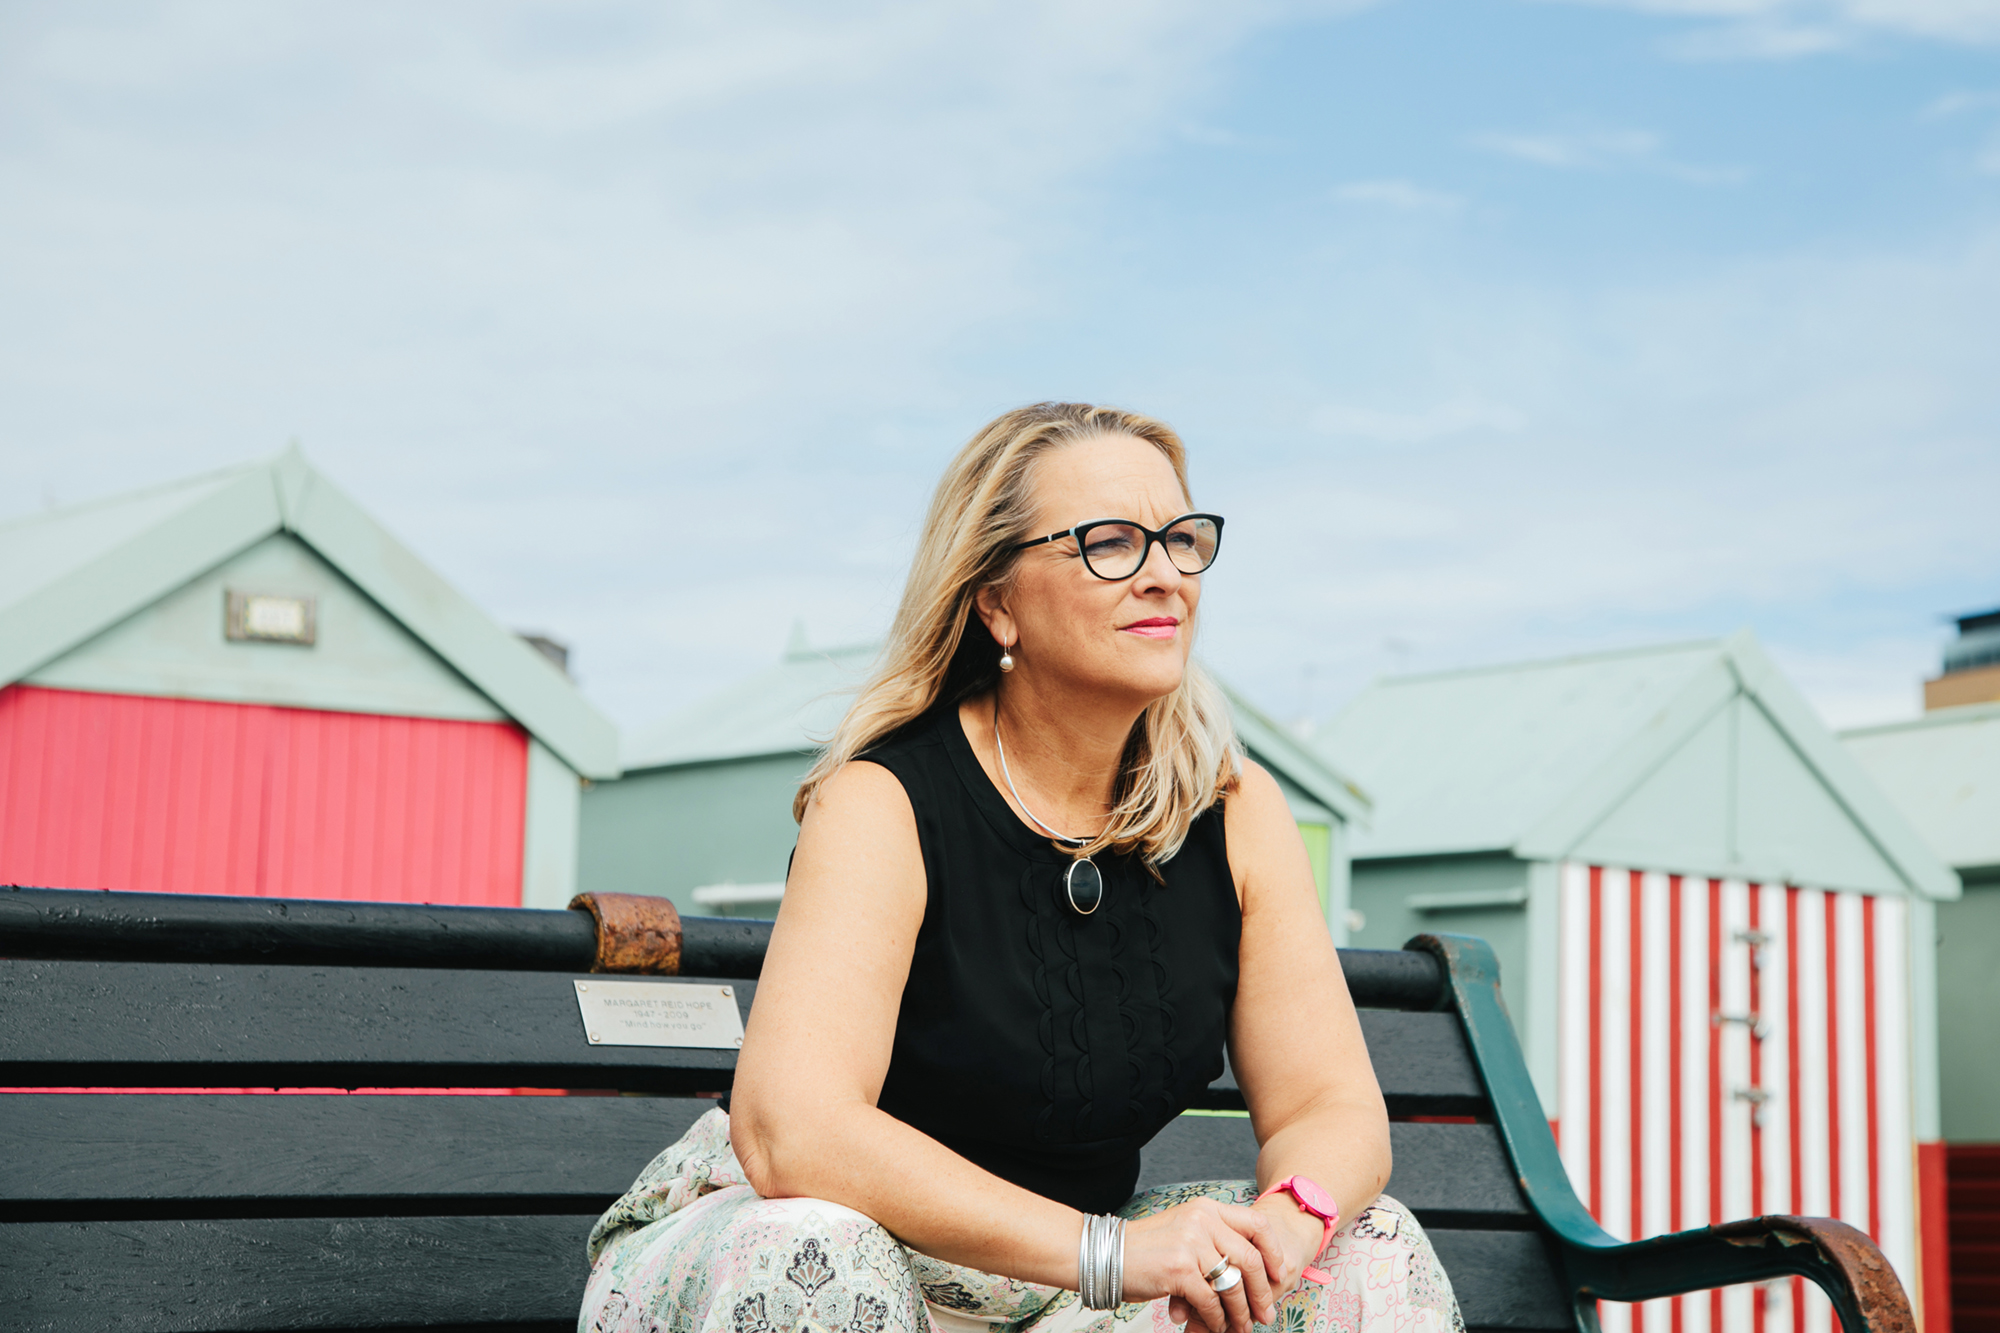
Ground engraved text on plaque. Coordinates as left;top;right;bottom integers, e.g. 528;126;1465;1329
572;979;745;1049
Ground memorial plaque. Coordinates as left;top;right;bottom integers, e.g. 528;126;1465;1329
572;979;746;1049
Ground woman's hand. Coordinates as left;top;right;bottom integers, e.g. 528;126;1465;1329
1250;1194;1329;1297
1117;1198;1286;1333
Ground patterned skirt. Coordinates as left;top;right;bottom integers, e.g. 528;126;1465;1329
581;1109;1463;1333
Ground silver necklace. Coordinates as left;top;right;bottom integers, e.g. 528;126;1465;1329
993;697;1105;915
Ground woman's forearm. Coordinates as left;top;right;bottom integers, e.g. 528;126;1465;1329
1250;1096;1392;1241
735;1096;1084;1286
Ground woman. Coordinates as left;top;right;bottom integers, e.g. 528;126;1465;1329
581;403;1461;1333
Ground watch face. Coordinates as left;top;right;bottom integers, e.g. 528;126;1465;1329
1290;1176;1337;1218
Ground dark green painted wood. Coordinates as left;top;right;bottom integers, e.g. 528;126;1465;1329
1;1215;590;1331
0;1218;1574;1333
0;886;775;980
0;961;753;1094
1137;1116;1530;1227
1199;1010;1485;1116
0;1094;711;1218
1428;1231;1572;1330
0;962;1467;1107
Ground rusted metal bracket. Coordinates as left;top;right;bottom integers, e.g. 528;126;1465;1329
568;892;684;975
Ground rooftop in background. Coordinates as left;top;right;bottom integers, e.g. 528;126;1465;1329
1312;630;1955;898
621;628;1369;825
0;446;618;778
622;627;876;772
1926;604;2000;712
1842;702;2000;878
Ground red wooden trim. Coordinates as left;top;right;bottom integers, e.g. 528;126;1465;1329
1920;1141;1952;1333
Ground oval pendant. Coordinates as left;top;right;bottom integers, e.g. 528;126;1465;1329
1065;857;1103;915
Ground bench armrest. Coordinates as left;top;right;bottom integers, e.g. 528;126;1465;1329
1407;933;1916;1333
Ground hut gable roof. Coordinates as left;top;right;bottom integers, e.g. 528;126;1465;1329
1842;702;2000;874
623;633;1370;824
623;636;877;771
1316;632;1957;899
0;446;618;778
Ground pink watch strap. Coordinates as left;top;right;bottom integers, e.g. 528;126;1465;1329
1257;1175;1339;1283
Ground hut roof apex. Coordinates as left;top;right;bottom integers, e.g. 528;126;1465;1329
1316;631;1957;899
0;447;618;778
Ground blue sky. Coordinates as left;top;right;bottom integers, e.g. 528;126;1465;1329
3;1;1997;738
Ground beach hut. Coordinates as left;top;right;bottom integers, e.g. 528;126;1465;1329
1844;691;2000;1333
580;630;1369;930
0;447;617;909
1313;632;1959;1333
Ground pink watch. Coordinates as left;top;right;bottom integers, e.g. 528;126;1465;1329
1257;1175;1339;1283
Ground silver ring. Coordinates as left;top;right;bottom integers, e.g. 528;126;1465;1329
1202;1256;1230;1282
1210;1264;1242;1293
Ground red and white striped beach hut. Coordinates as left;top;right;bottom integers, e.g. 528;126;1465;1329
0;447;619;909
1315;635;1961;1333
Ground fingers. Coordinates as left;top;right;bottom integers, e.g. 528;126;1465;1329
1217;1206;1283;1317
1199;1231;1273;1333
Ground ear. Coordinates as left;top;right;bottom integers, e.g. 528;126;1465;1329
972;583;1017;650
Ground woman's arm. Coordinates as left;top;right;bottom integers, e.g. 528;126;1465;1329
730;759;1286;1333
729;760;1082;1281
1224;760;1394;1289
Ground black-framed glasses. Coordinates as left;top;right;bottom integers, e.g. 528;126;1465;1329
1009;513;1224;581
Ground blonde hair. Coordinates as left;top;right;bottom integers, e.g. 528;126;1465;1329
794;401;1238;868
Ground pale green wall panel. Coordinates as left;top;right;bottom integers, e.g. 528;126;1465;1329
1731;696;1906;894
578;754;808;917
1936;875;2000;1142
522;738;582;911
1297;822;1331;914
1350;853;1531;1035
1566;698;1735;873
27;533;504;722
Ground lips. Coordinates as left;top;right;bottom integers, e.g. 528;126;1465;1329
1120;616;1180;640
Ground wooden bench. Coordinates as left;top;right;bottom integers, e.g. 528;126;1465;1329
0;885;1913;1333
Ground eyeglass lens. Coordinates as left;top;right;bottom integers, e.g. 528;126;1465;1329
1078;517;1220;580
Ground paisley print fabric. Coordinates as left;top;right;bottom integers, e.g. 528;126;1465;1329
580;1110;1462;1333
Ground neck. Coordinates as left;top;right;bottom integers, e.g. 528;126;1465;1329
979;677;1146;836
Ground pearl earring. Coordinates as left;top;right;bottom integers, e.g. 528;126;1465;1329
998;642;1015;673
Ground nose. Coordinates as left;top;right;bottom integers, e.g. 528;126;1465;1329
1131;534;1185;595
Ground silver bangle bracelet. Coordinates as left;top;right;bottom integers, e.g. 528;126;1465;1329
1078;1214;1125;1310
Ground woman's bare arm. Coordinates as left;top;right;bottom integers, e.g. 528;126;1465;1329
1224;760;1394;1287
728;760;1084;1282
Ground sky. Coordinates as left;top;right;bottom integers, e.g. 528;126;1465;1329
3;0;1998;744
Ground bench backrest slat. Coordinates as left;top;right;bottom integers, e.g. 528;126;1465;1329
10;1214;591;1333
1;1093;709;1218
2;959;1480;1114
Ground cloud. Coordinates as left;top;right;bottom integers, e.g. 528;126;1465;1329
1923;89;2000;117
1539;0;2000;56
0;0;1325;724
1334;178;1466;211
1471;127;1745;182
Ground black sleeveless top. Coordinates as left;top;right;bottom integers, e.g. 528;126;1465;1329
858;706;1241;1214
